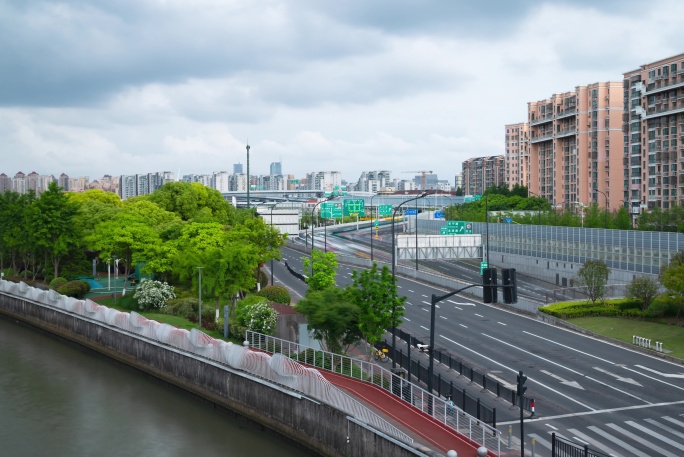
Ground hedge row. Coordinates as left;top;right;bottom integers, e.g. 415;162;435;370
56;280;91;298
540;296;680;319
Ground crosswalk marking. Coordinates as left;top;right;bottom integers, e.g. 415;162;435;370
587;425;648;457
566;428;622;457
663;416;684;428
528;433;551;450
605;423;678;457
645;418;684;440
625;421;684;452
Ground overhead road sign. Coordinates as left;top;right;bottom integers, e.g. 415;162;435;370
378;204;393;216
320;202;343;218
440;220;473;235
434;211;444;219
343;199;365;217
404;209;418;216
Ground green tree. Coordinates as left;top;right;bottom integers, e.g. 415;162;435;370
0;191;35;273
575;260;610;304
626;276;661;311
346;263;406;358
611;207;632;230
295;288;362;354
302;249;338;291
660;251;684;318
31;182;80;278
145;181;235;224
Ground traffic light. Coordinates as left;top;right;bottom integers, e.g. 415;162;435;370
502;268;518;304
517;370;527;398
482;267;498;303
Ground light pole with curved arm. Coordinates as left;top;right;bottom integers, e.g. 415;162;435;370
595;189;609;229
369;193;380;261
390;192;427;368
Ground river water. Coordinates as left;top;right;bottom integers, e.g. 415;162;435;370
0;316;311;457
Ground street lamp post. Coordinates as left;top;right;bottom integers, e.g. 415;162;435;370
113;257;119;304
197;266;203;329
246;144;250;210
310;196;335;275
595;189;609;229
369;194;380;261
391;192;427;368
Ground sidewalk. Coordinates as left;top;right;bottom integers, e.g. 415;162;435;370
319;369;492;456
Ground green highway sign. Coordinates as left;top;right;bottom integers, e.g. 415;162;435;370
440;220;473;235
343;199;365;217
320;202;343;219
378;204;393;216
289;179;299;184
480;261;488;275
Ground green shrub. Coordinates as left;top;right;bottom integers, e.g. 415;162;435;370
56;280;90;298
49;277;68;290
257;285;291;304
646;297;677;318
614;298;642;311
621;308;645;318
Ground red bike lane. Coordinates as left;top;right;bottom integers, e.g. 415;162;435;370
320;370;495;456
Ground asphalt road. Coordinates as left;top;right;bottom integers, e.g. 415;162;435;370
274;236;684;456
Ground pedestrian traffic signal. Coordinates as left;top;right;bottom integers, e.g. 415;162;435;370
517;370;527;398
482;267;497;303
502;268;517;304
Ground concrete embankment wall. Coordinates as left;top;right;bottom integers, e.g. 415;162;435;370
0;292;434;457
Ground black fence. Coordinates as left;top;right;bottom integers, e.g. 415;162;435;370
388;328;534;413
382;338;497;426
551;433;611;457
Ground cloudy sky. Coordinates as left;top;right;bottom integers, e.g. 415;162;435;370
2;0;684;184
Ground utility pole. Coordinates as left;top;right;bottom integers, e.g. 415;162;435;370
246;143;250;210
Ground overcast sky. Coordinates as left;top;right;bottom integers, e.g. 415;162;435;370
2;0;683;184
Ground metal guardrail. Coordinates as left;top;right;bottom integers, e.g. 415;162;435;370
246;331;502;455
551;433;611;457
388;328;534;414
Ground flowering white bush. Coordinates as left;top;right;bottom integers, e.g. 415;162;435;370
239;300;278;335
133;279;176;310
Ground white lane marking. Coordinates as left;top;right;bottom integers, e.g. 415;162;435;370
567;428;622;457
422;294;428;298
420;325;429;331
528;434;552;450
459;324;468;328
440;316;448;320
440;335;594;411
482;334;649;404
634;365;684;378
447;300;475;306
404;318;411;322
627;421;684;451
523;331;615;364
644;419;684;441
540;369;585;390
485;373;515;390
588;425;648;457
499;399;684;425
422;308;429;312
497;322;507;326
474;313;484;318
606;423;678;457
545;424;559;431
408;289;414;293
619;366;684;392
593;367;643;386
454;307;463;310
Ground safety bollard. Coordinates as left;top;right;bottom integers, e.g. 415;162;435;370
531;437;536;457
476;446;487;457
507;425;512;449
447;451;457;457
633;335;636;344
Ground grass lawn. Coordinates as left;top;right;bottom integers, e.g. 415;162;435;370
568;317;684;360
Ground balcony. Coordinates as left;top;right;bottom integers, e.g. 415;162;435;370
556;128;577;138
530;133;554;144
556;108;577;120
530;115;553;126
645;79;684;95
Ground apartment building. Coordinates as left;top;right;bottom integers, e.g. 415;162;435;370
504;123;529;190
526;82;624;211
624;53;684;213
306;171;342;192
462;156;505;195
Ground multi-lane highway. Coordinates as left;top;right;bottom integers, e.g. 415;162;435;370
272;231;684;456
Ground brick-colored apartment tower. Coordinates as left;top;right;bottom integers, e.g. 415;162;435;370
623;53;684;214
505;122;529;190
462;156;505;196
526;82;624;211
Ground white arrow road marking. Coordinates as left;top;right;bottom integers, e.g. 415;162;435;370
486;373;516;390
593;367;643;386
634;365;684;378
447;300;475;306
541;369;585;390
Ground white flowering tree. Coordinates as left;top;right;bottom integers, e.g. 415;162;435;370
134;279;176;310
236;297;278;335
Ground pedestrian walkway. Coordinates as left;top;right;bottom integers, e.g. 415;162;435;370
320;369;493;456
523;414;684;457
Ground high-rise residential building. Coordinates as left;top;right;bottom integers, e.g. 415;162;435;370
0;173;11;193
269;162;282;176
454;173;463;191
623;53;684;214
233;163;243;174
505;123;529;190
355;171;391;193
119;175;137;200
307;171;342;192
230;173;247;192
525;82;624;211
12;172;27;194
58;173;70;191
213;171;231;192
462;156;505;195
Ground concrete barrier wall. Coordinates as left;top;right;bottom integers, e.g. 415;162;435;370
0;292;436;457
